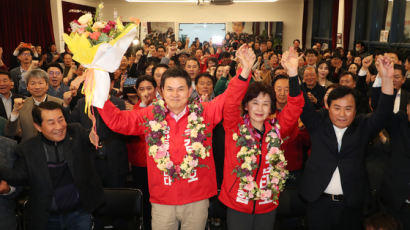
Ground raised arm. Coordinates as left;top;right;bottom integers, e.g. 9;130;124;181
365;55;395;137
97;99;150;136
277;47;305;139
205;45;254;128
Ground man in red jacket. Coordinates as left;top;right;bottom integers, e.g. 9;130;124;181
97;62;250;229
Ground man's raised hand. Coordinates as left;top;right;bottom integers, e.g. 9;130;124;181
376;55;394;95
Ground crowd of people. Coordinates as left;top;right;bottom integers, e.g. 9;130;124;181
0;30;409;230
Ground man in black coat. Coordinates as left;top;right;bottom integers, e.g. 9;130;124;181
69;96;129;188
380;100;410;229
0;70;24;120
0;136;19;230
299;56;395;230
0;101;104;230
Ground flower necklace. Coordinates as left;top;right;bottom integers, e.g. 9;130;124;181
145;99;210;180
232;115;289;203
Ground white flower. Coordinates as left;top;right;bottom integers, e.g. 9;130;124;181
149;145;158;155
245;156;252;163
192;142;204;151
233;133;239;141
98;2;104;9
279;154;285;161
78;13;93;25
92;21;106;30
191;129;198;138
151;123;162;132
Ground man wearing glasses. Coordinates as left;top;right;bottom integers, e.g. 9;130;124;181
9;48;33;95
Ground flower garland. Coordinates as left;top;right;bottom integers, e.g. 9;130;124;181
145;99;210;180
232;117;289;203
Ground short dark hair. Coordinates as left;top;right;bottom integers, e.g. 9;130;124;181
46;62;63;73
32;101;64;125
194;73;216;88
339;71;357;82
305;49;318;56
0;70;11;80
207;57;218;66
293;39;300;44
393;64;405;77
136;75;157;89
152;63;169;77
62;52;73;58
185;57;200;68
272;75;288;88
242;81;276;114
327;86;358;109
220;52;231;59
157;45;166;51
160;67;192;89
356;41;365;47
18;48;33;56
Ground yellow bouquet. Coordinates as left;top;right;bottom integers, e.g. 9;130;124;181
63;3;139;111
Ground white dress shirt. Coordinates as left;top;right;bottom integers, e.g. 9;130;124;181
324;125;347;195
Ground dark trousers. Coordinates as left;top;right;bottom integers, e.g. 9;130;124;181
132;166;151;230
226;207;277;230
397;204;410;230
47;210;91;230
307;196;362;230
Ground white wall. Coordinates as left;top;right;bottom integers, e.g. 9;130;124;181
100;1;304;48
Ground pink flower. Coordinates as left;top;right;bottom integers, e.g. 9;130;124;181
89;31;101;40
165;161;174;169
261;190;272;200
248;192;254;199
246;175;254;182
188;112;198;121
244;182;255;191
155;149;166;159
269;147;279;155
107;20;116;27
277;162;285;169
268;132;278;138
77;27;85;34
175;165;181;173
188;159;198;167
271;177;279;185
251;155;257;162
102;24;112;33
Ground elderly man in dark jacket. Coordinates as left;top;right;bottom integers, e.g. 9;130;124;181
0;101;104;230
0;136;18;229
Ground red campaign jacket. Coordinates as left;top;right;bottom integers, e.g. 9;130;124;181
126;102;147;167
98;83;235;205
219;76;305;214
274;110;311;172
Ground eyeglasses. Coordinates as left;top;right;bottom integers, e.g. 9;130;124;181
48;71;61;76
21;53;32;57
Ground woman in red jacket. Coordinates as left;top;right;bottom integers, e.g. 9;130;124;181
219;46;304;230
